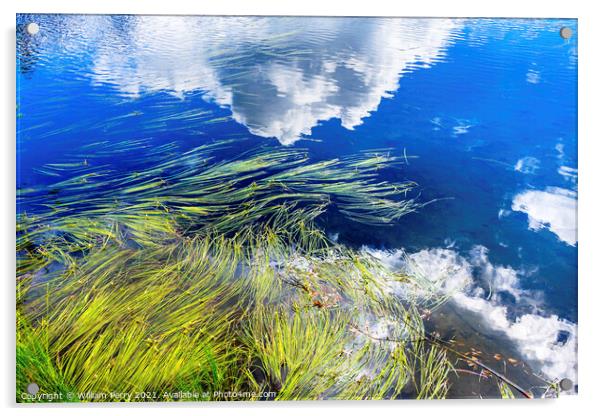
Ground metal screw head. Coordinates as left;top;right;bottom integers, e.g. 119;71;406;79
26;22;40;35
26;382;39;395
559;378;573;391
560;27;572;40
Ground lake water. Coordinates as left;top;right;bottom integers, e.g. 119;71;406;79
17;15;578;395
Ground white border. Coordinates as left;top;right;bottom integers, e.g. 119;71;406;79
7;0;584;18
3;1;601;415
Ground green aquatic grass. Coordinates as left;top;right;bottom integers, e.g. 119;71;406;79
18;237;248;400
17;224;452;401
497;381;516;399
242;306;351;400
18;140;420;241
16;140;456;402
17;311;76;403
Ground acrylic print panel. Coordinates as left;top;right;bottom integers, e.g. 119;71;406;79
16;14;577;402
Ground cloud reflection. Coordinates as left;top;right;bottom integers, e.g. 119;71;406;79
80;16;462;144
512;187;577;246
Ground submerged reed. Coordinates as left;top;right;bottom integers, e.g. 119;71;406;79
17;138;456;402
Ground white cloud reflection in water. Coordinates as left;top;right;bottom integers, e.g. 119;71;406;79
80;16;463;145
512;187;577;246
368;245;577;382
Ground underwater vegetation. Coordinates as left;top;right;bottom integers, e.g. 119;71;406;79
17;135;534;401
15;14;577;401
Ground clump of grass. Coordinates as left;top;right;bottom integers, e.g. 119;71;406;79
18;140;420;246
18;220;452;401
241;306;351;400
412;340;452;399
18;238;247;399
17;311;76;402
16;140;454;402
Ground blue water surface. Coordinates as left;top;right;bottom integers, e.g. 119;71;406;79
17;15;578;387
